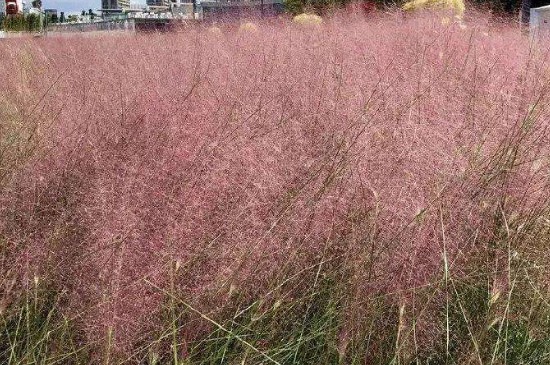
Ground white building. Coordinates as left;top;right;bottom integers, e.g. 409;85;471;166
146;0;169;5
102;0;131;11
146;0;192;8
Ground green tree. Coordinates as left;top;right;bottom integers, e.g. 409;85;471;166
285;0;306;13
26;14;40;31
285;0;349;14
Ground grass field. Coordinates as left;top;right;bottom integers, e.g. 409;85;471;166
1;11;550;364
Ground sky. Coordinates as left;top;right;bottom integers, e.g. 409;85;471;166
43;0;145;12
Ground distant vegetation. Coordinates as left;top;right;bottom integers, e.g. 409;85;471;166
1;9;550;365
285;0;524;15
1;14;41;32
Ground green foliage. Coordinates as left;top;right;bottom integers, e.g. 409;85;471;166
44;13;59;25
0;285;90;364
471;0;520;13
284;0;353;15
284;0;524;15
285;0;307;15
503;320;550;364
182;273;344;364
2;14;41;32
5;267;550;364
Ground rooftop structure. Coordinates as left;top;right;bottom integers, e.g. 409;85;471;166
102;0;131;11
147;0;193;12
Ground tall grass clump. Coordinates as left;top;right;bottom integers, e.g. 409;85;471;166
1;11;550;364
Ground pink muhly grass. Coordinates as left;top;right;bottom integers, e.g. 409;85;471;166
1;10;550;362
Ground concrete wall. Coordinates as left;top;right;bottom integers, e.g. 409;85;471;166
530;5;550;40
